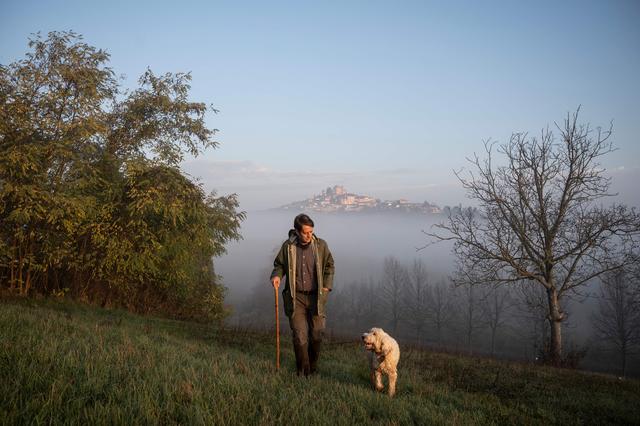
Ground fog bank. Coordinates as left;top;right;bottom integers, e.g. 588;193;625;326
215;210;453;305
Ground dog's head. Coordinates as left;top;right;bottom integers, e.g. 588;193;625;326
361;327;385;352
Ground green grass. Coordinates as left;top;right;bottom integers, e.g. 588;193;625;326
1;298;639;425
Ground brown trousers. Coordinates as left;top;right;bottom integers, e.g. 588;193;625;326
289;292;325;374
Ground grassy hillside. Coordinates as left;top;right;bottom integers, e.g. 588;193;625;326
1;298;639;425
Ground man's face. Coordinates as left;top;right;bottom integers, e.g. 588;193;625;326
297;224;314;245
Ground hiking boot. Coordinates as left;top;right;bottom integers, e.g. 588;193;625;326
309;339;322;375
294;343;310;376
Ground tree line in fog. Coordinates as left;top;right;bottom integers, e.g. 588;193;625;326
236;256;639;377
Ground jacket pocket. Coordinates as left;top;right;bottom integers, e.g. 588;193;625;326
282;288;293;317
318;290;329;317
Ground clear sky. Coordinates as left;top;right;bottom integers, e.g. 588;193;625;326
2;0;639;210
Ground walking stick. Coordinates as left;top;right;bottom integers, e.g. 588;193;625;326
274;285;280;371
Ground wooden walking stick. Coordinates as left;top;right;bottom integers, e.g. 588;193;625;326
274;285;280;371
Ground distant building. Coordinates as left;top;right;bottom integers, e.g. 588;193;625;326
277;185;444;215
342;195;355;205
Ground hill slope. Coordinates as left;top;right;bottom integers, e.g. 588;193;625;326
1;298;639;425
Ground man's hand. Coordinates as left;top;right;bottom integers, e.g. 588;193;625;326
271;276;280;289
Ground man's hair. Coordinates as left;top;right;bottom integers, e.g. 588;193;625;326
294;213;314;231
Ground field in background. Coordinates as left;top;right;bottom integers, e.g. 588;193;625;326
2;298;639;425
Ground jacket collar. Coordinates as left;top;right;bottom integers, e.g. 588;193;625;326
288;229;318;245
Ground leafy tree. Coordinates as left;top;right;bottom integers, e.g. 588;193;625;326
1;31;116;295
428;109;640;365
0;31;244;321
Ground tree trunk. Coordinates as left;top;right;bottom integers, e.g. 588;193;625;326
621;342;627;378
9;255;15;289
490;327;497;356
9;231;18;290
43;269;49;293
546;287;563;366
17;251;24;295
24;266;31;296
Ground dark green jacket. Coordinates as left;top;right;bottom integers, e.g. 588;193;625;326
270;231;335;317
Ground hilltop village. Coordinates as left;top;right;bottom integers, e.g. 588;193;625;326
278;185;443;214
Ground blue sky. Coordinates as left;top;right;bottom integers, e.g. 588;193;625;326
2;0;639;210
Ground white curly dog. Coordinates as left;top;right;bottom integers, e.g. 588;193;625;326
361;327;400;397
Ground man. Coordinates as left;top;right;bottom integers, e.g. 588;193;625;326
270;213;335;376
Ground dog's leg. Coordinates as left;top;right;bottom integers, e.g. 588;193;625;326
388;370;397;397
374;370;384;392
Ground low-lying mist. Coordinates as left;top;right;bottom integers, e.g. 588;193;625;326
215;209;453;305
214;209;639;377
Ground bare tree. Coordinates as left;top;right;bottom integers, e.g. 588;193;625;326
362;276;381;328
455;283;486;355
513;280;551;361
428;278;456;347
592;270;640;377
326;283;351;332
329;279;371;334
379;257;408;335
403;259;431;345
238;278;278;330
428;109;640;365
480;285;513;356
